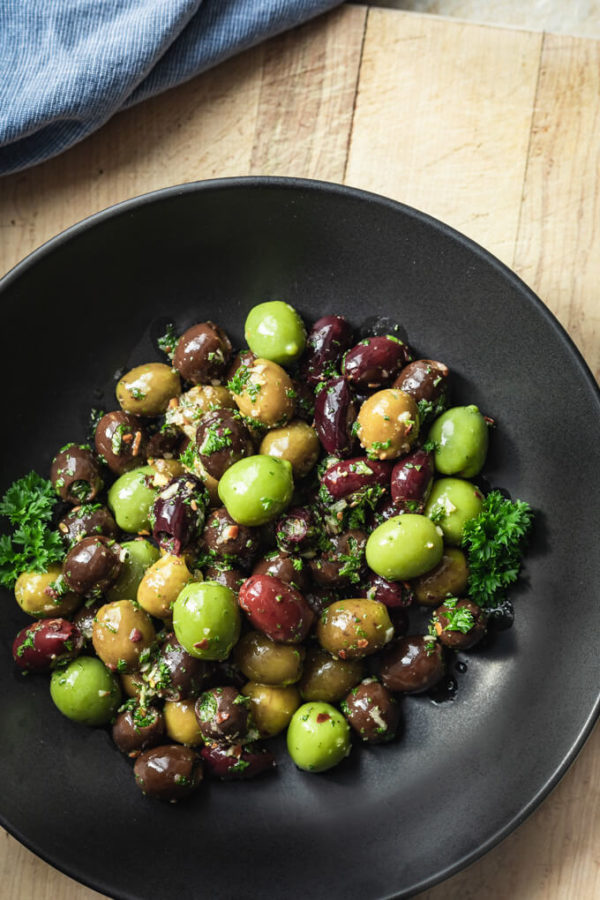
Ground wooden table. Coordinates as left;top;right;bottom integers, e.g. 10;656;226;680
1;6;599;898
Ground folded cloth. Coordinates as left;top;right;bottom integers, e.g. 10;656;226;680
0;0;343;176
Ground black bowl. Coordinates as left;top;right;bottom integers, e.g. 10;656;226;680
1;177;599;900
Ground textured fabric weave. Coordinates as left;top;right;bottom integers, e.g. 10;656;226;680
0;0;343;175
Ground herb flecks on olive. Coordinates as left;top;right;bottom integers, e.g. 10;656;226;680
51;444;103;505
357;389;420;460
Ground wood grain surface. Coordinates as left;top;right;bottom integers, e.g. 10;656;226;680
1;6;599;899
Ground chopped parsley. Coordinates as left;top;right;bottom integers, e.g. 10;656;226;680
157;323;178;361
198;425;232;457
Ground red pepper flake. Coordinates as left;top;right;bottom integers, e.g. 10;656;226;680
129;628;143;642
194;639;209;649
338;649;347;660
316;712;331;723
356;638;368;648
122;433;133;444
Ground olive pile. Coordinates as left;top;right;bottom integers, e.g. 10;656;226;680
10;300;495;802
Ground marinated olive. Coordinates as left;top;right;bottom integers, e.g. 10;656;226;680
343;335;412;388
106;538;160;604
152;474;208;555
112;706;165;757
298;647;364;703
173;581;241;660
117;363;181;417
92;599;156;673
309;530;367;590
390;448;434;513
412;547;469;605
63;536;123;595
204;564;245;594
137;554;196;619
357;389;420;460
393;359;449;423
259;419;320;478
366;514;443;581
234;631;305;685
287;702;351;772
341;679;400;743
202;507;260;569
195;686;250;745
164;699;205;746
72;601;102;642
300;315;354;385
253;551;310;592
230;358;294;427
242;682;301;736
313;376;357;457
108;466;157;533
379;636;445;693
12;618;84;673
58;504;118;547
147;456;186;488
244;301;306;366
227;349;257;382
365;572;414;608
238;574;314;644
166;385;236;441
145;426;183;462
173;322;232;384
429;405;489;477
134;745;203;802
50;657;121;726
320;457;392;502
95;411;147;475
432;598;487;649
317;598;394;660
218;455;293;526
50;444;103;504
120;671;145;699
146;634;213;700
425;478;484;545
196;409;253;479
200;743;275;780
15;566;81;618
274;507;320;557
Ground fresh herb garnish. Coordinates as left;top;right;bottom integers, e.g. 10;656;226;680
158;323;178;361
198;425;232;457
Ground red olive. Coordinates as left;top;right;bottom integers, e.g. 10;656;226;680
200;744;276;780
300;315;354;385
12;619;84;672
320;457;392;502
314;377;357;457
390;448;434;513
238;574;314;644
379;636;445;694
343;336;412;389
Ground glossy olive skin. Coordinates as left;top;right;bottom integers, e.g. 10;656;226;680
433;598;487;649
12;618;84;672
366;515;444;581
196;408;253;480
379;636;445;693
365;572;414;608
167;385;236;441
253;551;310;592
204;564;245;594
393;359;449;413
134;745;203;802
92;599;156;672
231;358;294;427
300;315;354;385
112;707;165;757
195;686;250;745
15;567;81;618
218;455;294;527
259;420;320;478
50;444;103;504
245;301;306;366
321;457;392;502
227;349;256;383
309;530;367;589
429;405;489;478
317;598;394;660
50;657;121;726
233;631;305;685
425;478;484;545
152;474;208;556
238;574;314;644
287;702;351;773
117;363;181;417
173;322;232;385
390;448;434;513
147;634;213;700
106;538;160;604
173;581;241;661
342;679;400;743
164;699;205;746
200;743;276;780
58;504;118;547
343;335;412;388
274;507;320;557
412;547;469;606
137;554;195;619
314;376;357;457
242;682;301;737
357;389;420;460
145;426;183;462
202;508;260;569
95;411;147;475
299;647;364;703
63;536;122;595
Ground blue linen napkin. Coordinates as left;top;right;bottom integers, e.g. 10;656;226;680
0;0;343;176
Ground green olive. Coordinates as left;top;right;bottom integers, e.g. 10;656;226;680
299;647;364;702
425;478;484;545
50;657;121;726
429;405;489;477
106;539;160;603
14;565;81;618
107;466;157;533
234;631;305;685
242;682;301;737
231;358;294;427
116;363;181;417
287;702;351;772
366;514;444;580
92;599;156;673
218;455;293;526
173;581;241;660
164;699;204;746
244;301;306;366
357;389;420;459
413;547;470;605
137;554;197;619
317;599;394;660
259;420;320;478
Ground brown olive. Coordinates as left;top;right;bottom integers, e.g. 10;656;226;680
309;530;367;590
95;411;147;475
356;389;420;460
145;426;183;461
14;567;81;618
137;554;196;619
117;363;181;417
412;547;469;606
299;647;364;703
204;564;245;594
196;409;253;480
227;349;257;383
112;706;165;757
202;508;260;569
233;631;305;686
134;745;203;802
393;359;449;408
253;551;310;592
92;599;156;673
200;743;275;780
164;699;205;746
146;634;212;700
195;686;251;746
317;598;394;660
343;335;412;389
72;601;102;642
58;504;118;547
230;358;294;427
242;682;301;737
173;322;232;385
379;636;445;693
63;536;123;595
259;420;320;478
341;679;400;743
166;385;236;442
432;598;487;649
50;444;103;504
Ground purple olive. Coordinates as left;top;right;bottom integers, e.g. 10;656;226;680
314;377;357;457
320;457;392;502
152;474;208;556
370;495;401;528
200;744;276;780
343;336;412;389
12;619;84;672
390;448;434;513
275;507;320;556
379;636;445;694
365;573;414;608
300;315;354;386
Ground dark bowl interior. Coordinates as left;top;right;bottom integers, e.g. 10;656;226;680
1;177;599;900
